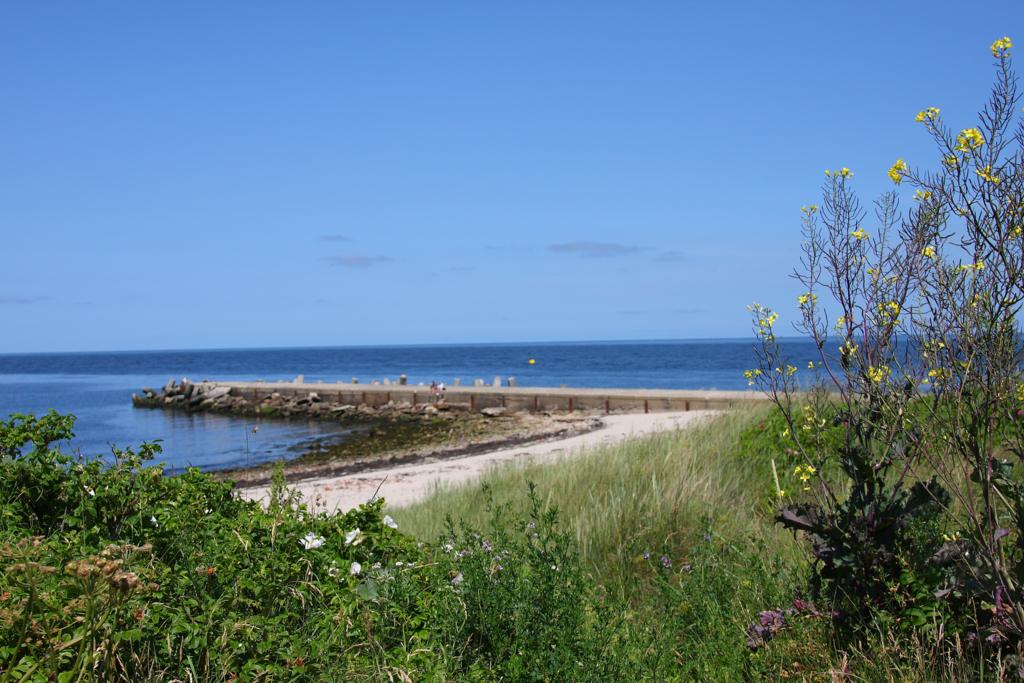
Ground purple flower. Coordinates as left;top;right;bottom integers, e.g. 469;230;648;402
642;551;651;561
481;539;493;553
660;555;672;569
746;609;787;650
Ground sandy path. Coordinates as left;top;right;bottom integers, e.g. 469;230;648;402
239;410;716;513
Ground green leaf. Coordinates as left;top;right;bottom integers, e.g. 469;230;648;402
355;579;379;600
114;628;144;642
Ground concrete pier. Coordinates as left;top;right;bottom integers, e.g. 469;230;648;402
214;380;766;414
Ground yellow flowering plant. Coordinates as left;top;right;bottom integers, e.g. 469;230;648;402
888;158;908;184
748;36;1024;643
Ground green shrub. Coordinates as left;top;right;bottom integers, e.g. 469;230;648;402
435;483;643;681
0;411;462;681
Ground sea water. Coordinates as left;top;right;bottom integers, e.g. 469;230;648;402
0;339;819;471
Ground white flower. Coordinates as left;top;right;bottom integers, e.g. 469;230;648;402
204;508;212;515
350;561;362;576
300;532;325;550
84;486;95;497
451;572;464;586
372;562;382;570
383;515;398;529
149;516;158;527
344;528;362;546
442;543;454;553
328;564;340;578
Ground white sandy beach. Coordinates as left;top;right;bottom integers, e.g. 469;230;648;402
239;410;717;512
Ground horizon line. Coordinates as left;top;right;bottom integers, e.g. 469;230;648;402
0;335;791;357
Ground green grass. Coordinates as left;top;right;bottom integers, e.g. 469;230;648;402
391;408;997;681
393;408;801;591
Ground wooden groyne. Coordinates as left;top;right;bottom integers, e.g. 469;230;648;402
133;377;768;417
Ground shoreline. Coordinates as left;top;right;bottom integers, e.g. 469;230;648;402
131;377;766;480
238;409;719;513
219;411;600;487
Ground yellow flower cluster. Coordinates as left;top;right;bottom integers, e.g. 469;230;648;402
925;367;951;385
959;260;985;272
851;228;869;241
867;365;891;384
797;292;818;306
876;300;901;323
794;464;816;492
915;107;941;123
800;204;819;214
749;303;778;341
943;154;960;169
976;165;1001;184
888;158;908;184
744;368;763;386
992;36;1014;58
914;190;932;202
807;361;815;369
955;128;985;152
1016;383;1024;402
839;340;858;356
922;246;936;259
825;168;853;178
801;405;827;433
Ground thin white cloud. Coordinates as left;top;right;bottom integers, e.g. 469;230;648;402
548;241;642;258
652;250;685;263
0;295;51;305
323;254;393;268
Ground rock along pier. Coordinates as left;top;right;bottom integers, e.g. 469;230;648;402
132;377;767;418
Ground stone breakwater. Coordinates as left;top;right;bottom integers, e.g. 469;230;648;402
133;378;766;421
132;379;477;421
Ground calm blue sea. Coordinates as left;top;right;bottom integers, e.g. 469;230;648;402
0;339;816;472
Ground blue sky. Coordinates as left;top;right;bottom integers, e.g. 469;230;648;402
2;2;1021;352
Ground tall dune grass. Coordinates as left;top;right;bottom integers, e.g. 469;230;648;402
390;409;993;679
392;408;801;591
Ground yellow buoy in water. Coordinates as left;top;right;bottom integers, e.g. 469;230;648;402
528;358;536;365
